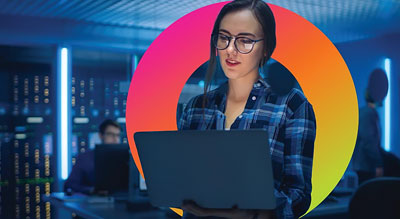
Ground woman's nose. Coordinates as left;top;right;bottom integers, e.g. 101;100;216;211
226;38;237;55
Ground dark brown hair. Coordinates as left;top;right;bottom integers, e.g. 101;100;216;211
99;119;121;135
203;0;276;108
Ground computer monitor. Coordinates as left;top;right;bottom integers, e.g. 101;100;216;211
94;144;130;194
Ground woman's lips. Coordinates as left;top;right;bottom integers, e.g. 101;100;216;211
226;59;240;67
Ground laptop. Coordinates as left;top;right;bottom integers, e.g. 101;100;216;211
134;130;276;210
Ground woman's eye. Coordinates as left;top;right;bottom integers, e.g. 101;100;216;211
239;38;253;44
219;35;229;41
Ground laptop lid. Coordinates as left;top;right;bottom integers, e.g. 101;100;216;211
134;130;276;210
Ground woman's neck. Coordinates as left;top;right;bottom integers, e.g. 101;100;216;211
227;73;259;102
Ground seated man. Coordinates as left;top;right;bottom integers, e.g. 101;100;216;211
64;119;121;194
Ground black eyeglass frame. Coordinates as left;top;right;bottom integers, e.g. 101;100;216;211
212;33;264;54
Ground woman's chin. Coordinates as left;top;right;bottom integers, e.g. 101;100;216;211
223;72;241;80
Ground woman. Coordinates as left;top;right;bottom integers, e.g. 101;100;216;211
179;0;316;218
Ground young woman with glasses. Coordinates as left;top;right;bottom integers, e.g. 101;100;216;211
179;0;316;218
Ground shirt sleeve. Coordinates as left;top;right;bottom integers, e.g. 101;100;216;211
63;155;94;194
178;96;198;130
275;100;316;218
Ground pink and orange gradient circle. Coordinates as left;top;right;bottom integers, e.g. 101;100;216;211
126;2;358;216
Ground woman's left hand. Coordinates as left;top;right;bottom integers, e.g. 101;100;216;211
181;200;256;219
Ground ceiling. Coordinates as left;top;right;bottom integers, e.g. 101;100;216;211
0;0;399;50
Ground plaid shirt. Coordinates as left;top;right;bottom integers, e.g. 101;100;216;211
178;78;316;219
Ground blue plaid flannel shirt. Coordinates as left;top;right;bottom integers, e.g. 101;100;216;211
178;78;316;219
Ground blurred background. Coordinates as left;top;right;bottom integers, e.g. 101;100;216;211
0;0;399;218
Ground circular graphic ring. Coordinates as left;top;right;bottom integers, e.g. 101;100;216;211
126;2;358;216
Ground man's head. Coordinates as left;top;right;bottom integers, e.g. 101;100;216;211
366;68;388;108
99;119;121;144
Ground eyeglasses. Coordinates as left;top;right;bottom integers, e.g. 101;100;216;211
212;33;264;54
104;132;121;138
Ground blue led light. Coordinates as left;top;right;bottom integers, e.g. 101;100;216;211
22;107;29;115
92;109;99;117
15;126;26;132
59;47;70;180
198;80;205;88
134;55;138;72
114;109;120;117
384;58;391;152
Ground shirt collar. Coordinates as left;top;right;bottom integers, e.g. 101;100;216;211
214;77;270;111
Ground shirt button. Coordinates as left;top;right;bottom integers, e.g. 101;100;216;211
252;96;256;101
238;115;243;119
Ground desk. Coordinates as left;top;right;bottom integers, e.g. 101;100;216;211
43;193;174;219
303;195;351;218
45;192;352;219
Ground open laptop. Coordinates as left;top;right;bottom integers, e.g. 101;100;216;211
134;130;276;210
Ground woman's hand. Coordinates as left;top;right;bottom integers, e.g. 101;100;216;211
181;200;272;219
181;200;217;217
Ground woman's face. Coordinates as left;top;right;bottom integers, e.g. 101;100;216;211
218;9;265;81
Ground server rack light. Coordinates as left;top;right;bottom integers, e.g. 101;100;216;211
384;58;391;152
58;47;71;180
